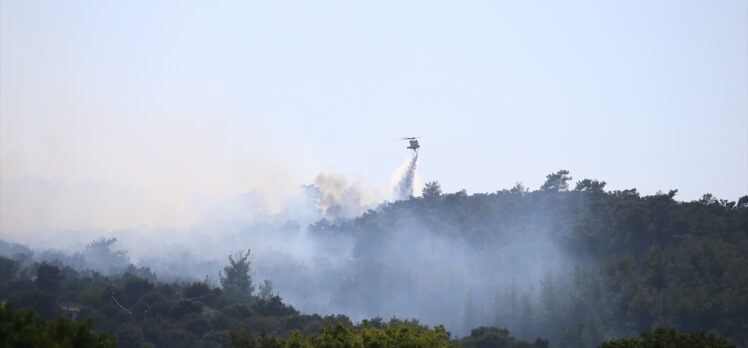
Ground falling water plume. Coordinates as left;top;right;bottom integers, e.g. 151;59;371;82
392;151;419;201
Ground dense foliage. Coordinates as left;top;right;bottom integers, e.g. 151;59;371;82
0;254;336;347
1;170;745;347
230;321;555;348
0;254;542;347
230;321;453;348
0;304;116;348
599;328;736;348
308;171;747;346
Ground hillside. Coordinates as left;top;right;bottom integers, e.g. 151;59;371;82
1;172;746;347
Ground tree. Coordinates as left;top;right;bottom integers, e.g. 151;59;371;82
83;238;129;273
699;193;718;205
422;181;443;199
220;249;254;301
509;182;529;195
0;257;19;298
122;275;153;306
0;304;116;347
573;179;606;193
540;170;572;192
459;326;545;348
737;195;748;208
258;279;274;301
318;322;364;348
600;328;736;348
35;263;63;294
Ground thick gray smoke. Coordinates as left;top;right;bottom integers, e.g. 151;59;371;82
392;151;419;201
312;173;368;219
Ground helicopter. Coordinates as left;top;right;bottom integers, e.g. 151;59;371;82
400;137;421;151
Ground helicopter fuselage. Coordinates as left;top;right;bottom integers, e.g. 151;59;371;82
407;139;420;151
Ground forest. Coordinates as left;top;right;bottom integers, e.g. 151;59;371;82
1;170;746;347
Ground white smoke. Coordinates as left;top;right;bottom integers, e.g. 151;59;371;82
391;151;419;201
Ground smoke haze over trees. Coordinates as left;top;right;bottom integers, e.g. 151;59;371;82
1;170;746;347
1;0;745;346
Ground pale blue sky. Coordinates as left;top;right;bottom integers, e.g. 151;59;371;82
1;0;746;231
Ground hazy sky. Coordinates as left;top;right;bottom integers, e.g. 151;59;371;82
1;0;746;233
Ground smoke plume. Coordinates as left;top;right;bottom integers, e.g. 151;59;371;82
311;173;368;219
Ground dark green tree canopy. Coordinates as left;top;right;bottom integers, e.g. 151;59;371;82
600;328;736;348
0;304;116;348
36;262;63;294
540;170;572;192
422;181;443;199
573;179;606;192
220;249;254;301
1;170;746;348
736;195;748;208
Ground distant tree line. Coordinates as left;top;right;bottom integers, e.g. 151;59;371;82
1;169;746;347
0;251;550;347
311;170;747;346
